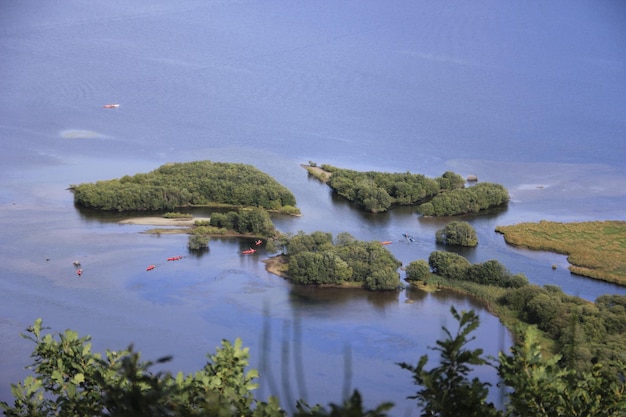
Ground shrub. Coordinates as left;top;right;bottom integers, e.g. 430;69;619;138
435;221;478;247
405;260;431;283
188;234;209;250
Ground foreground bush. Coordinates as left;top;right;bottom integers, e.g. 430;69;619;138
4;310;625;417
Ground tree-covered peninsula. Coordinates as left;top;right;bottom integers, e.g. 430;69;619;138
405;251;626;380
269;231;402;291
304;163;509;215
71;161;299;213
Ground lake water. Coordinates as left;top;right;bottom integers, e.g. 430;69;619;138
1;0;625;414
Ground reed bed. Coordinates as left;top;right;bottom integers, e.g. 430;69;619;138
495;220;626;286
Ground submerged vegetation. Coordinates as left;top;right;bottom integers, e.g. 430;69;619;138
495;220;626;285
71;161;299;214
305;163;509;215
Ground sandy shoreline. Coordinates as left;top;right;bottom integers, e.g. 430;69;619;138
118;216;210;227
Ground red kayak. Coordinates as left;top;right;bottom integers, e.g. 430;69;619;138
167;256;183;261
242;248;256;255
103;104;119;109
146;265;156;271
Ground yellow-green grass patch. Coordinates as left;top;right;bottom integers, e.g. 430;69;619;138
495;220;626;286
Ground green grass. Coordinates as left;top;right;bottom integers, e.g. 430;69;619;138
495;220;626;286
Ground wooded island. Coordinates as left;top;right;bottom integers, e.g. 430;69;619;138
71;161;300;214
304;163;509;215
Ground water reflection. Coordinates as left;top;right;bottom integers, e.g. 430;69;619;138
75;205;148;224
187;247;209;259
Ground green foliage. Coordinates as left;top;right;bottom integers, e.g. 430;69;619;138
193;219;212;227
499;327;626;417
398;307;626;417
428;251;471;280
0;319;284;417
497;287;626;375
188;234;209;251
398;307;500;417
322;165;461;213
209;208;276;237
279;205;301;216
295;390;393;417
284;232;402;291
418;183;509;217
288;251;352;285
465;260;528;288
4;312;626;417
286;231;334;257
428;252;528;289
436;221;478;247
405;260;431;283
72;161;298;213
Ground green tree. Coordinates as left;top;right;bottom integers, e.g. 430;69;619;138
428;251;471;280
436;171;465;191
405;260;431;283
237;208;276;236
72;161;299;213
188;234;209;251
398;307;500;417
435;221;478;247
295;390;393;417
0;319;284;417
417;183;509;217
499;326;626;417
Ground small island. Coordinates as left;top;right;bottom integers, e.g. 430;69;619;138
71;160;300;215
303;163;509;215
265;231;402;291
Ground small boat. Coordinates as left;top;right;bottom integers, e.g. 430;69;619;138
103;104;119;109
242;248;256;255
380;241;392;245
402;233;415;242
255;240;262;246
167;256;183;261
146;265;156;271
76;268;83;276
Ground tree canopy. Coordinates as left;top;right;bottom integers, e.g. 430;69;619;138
320;165;464;213
283;231;402;291
427;251;528;288
209;208;277;237
71;161;299;213
435;221;478;247
417;183;509;217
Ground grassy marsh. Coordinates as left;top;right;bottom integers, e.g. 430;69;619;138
495;220;626;286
